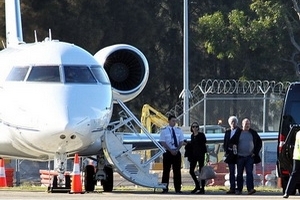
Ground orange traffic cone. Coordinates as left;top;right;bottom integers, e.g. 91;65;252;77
0;158;7;187
70;154;84;194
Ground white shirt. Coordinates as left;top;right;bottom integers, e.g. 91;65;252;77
230;128;237;139
159;125;184;150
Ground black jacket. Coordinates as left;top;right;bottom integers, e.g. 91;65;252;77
185;132;207;162
223;127;241;155
223;127;241;164
232;128;262;164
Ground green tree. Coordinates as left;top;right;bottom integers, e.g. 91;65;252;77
196;0;297;81
1;0;298;119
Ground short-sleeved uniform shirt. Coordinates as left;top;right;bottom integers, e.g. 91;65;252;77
159;125;185;150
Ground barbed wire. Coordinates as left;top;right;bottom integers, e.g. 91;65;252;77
166;79;291;117
196;79;290;95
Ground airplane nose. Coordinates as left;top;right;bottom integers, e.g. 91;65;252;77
13;84;112;154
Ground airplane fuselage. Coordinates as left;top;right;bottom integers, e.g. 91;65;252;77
0;40;113;160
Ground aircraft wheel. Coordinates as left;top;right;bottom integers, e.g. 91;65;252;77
84;165;96;192
101;166;113;192
52;175;58;188
65;175;71;188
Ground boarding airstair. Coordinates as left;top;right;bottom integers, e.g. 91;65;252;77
103;99;166;189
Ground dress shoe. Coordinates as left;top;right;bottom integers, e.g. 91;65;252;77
283;194;289;198
191;187;200;194
226;189;235;194
176;191;183;194
197;188;205;194
248;189;256;195
235;190;242;195
161;190;168;194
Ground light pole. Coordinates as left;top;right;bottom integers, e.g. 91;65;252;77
179;0;190;128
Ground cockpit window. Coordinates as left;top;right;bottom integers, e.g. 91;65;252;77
27;66;60;82
6;66;29;81
64;65;97;83
90;65;110;84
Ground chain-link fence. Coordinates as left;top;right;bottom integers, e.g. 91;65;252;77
167;79;289;131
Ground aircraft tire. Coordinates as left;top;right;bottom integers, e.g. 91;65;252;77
101;166;113;192
84;165;96;192
65;175;71;188
52;175;58;188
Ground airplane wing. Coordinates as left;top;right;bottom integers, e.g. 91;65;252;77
122;132;278;150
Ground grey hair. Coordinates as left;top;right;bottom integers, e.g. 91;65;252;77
228;116;238;125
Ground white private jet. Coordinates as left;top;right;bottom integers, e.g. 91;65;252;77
0;0;167;192
0;0;278;193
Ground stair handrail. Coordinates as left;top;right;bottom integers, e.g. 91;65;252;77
114;99;165;165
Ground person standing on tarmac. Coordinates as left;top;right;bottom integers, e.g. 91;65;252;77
186;121;207;194
159;115;185;194
235;118;262;195
223;116;241;194
283;130;300;198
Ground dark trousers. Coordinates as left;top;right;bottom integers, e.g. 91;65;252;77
236;155;254;192
228;163;236;191
285;159;300;195
189;156;205;189
162;151;182;192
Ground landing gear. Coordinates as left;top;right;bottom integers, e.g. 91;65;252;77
84;165;96;192
48;152;71;193
48;174;71;193
82;149;114;192
101;165;113;192
88;149;114;192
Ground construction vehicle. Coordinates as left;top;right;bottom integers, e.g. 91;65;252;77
140;104;225;165
140;104;168;133
140;104;169;168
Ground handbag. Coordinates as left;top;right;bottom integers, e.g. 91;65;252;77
199;165;216;180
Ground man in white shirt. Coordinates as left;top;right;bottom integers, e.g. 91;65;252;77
159;115;185;194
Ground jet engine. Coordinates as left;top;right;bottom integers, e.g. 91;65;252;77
94;44;149;102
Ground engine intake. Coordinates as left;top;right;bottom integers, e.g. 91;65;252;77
94;44;149;102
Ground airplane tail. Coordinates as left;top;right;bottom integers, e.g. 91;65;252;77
5;0;24;47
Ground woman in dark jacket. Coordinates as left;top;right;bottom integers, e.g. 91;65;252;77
187;122;207;194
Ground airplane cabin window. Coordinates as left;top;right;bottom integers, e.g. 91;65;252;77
64;66;97;84
27;66;60;82
90;65;110;84
6;66;29;81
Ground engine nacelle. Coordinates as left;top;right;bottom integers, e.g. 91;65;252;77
94;44;149;102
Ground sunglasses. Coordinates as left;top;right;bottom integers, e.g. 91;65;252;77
192;126;199;128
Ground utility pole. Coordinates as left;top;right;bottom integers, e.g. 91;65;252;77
179;0;190;128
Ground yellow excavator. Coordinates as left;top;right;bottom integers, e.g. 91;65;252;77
140;104;168;133
140;104;224;166
140;104;169;169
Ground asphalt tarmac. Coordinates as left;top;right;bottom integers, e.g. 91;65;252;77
0;169;284;199
0;190;289;200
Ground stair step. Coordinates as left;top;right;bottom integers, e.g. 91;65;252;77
103;131;166;189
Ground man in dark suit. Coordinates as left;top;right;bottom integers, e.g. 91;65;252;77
223;116;241;194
